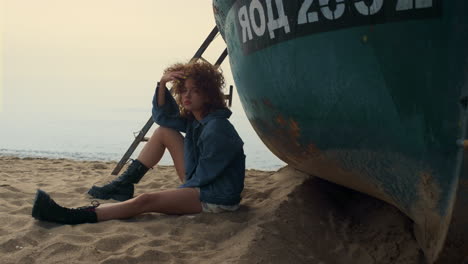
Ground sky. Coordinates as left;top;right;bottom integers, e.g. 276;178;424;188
0;0;286;169
1;0;4;112
0;0;240;119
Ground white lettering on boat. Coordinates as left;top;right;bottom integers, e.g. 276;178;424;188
238;5;253;43
235;0;440;52
298;0;318;25
320;0;346;20
239;0;290;43
354;0;384;16
250;0;267;37
265;0;290;39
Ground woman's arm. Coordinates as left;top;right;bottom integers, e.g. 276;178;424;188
152;71;188;132
157;70;186;107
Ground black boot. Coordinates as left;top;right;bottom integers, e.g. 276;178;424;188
87;159;149;201
32;189;99;225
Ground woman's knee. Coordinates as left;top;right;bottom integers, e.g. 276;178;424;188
151;126;185;180
154;126;178;136
152;127;182;142
130;193;157;211
157;127;184;150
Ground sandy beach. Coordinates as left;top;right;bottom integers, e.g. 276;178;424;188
0;156;466;264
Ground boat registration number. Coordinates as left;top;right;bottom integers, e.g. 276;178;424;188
234;0;441;54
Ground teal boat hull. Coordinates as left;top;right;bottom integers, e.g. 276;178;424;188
213;0;468;262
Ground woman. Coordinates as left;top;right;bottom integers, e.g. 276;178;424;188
31;61;246;224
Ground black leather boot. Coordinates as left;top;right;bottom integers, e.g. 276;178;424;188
32;189;99;224
87;159;149;201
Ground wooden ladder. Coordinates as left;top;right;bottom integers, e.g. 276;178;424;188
111;26;233;175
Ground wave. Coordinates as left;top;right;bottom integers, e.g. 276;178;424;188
0;148;121;162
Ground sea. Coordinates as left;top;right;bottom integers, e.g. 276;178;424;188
0;105;286;171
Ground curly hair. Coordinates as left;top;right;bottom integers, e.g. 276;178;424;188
164;61;226;119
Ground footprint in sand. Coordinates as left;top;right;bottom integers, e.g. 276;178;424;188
91;164;108;170
95;234;140;252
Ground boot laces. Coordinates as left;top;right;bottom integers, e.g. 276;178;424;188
73;200;100;211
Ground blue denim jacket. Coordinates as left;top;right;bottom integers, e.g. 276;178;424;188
152;85;245;205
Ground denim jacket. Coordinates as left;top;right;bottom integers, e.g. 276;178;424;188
152;85;245;205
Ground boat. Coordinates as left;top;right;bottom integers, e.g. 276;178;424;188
212;0;468;262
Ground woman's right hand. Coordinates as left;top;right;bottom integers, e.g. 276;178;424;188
160;71;187;89
157;71;187;107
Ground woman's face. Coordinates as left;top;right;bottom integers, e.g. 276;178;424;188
180;78;207;114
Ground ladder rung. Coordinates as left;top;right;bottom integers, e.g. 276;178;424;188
191;27;219;61
198;56;211;64
225;85;233;107
214;48;228;68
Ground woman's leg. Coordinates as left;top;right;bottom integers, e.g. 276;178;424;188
88;126;186;201
95;188;202;221
137;126;186;182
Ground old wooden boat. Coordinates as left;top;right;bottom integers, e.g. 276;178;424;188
212;0;468;262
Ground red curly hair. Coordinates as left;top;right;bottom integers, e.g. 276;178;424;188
164;61;226;119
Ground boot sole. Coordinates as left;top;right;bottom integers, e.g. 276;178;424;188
87;186;132;202
87;186;112;200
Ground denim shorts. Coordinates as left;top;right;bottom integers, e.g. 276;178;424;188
195;188;240;213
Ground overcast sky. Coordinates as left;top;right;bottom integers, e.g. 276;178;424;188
0;0;239;118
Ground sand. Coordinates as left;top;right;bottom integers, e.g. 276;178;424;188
0;156;466;264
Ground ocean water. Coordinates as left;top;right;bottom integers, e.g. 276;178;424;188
0;0;286;172
0;106;286;171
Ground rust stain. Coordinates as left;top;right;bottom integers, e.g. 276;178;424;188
306;143;320;154
250;98;321;167
262;99;274;109
252;116;315;166
288;119;300;139
275;115;287;126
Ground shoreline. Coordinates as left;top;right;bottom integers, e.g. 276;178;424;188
0;155;464;263
0;149;284;171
